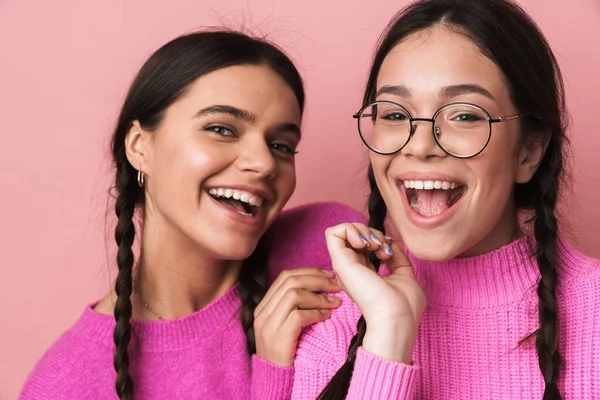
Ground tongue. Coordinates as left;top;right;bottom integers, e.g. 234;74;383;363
414;189;450;217
218;198;247;213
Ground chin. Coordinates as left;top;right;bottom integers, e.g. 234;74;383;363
213;235;264;261
398;226;466;262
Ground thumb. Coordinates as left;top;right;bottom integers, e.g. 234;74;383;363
386;241;415;279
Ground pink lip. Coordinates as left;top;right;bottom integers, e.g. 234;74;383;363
397;180;466;229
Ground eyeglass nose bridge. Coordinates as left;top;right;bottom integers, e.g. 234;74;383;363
408;117;436;136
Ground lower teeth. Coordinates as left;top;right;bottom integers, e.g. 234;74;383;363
410;196;418;211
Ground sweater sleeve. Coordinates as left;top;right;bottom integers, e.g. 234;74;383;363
251;355;294;400
291;291;418;399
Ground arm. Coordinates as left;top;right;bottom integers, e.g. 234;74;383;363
291;290;419;400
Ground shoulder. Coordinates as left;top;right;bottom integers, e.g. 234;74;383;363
20;308;115;399
270;202;367;236
266;202;367;279
556;239;600;343
295;290;362;365
556;237;600;296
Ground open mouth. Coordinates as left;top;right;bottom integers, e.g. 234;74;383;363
208;188;264;217
402;179;466;217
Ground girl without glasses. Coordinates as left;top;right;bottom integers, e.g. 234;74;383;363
20;30;365;400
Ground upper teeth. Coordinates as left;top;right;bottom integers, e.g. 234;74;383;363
208;188;264;207
403;180;460;190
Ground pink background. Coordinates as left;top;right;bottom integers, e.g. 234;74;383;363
1;0;598;398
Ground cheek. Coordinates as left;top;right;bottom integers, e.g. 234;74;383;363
370;154;396;196
276;162;296;201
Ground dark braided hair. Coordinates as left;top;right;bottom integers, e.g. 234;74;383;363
109;30;304;399
319;1;569;399
238;237;270;354
317;165;387;400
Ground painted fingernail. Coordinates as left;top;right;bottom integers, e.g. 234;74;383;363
360;235;370;247
383;243;393;255
320;309;331;316
369;233;382;246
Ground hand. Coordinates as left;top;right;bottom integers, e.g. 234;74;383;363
254;268;342;366
325;223;426;364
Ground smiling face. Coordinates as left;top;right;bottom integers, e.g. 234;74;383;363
126;63;301;261
370;27;544;260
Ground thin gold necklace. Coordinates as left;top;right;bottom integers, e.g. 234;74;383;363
132;277;162;320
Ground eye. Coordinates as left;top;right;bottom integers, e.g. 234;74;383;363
381;112;409;121
451;113;485;122
270;142;298;155
204;124;236;137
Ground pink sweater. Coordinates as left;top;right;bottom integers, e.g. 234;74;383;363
292;235;600;399
19;202;366;400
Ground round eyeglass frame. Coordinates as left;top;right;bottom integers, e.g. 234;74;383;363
353;100;528;159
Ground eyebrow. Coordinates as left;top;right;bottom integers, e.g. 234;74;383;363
193;105;257;123
439;84;495;100
376;85;412;98
194;104;301;138
375;83;495;101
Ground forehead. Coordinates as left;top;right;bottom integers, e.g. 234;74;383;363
377;27;509;101
167;64;301;123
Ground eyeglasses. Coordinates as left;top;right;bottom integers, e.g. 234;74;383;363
354;101;528;159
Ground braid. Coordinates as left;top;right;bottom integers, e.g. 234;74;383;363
531;152;563;399
317;165;388;399
238;237;270;355
112;161;138;400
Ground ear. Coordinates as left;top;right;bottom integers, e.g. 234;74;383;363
125;121;152;173
515;132;550;184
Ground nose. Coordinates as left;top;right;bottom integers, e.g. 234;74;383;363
236;135;277;179
402;119;447;160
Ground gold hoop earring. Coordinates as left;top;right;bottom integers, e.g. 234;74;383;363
137;170;145;187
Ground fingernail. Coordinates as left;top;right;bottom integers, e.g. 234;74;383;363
360;235;370;247
383;243;393;255
322;270;335;277
326;296;337;302
369;233;382;246
320;309;331;316
384;236;392;240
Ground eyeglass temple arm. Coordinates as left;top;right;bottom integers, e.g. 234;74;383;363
352;113;360;119
490;113;529;123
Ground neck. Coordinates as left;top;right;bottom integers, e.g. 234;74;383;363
133;217;243;320
459;198;522;258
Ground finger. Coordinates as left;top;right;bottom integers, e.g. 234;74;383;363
256;268;335;316
281;308;334;338
365;228;392;266
325;223;371;257
358;226;384;252
385;241;416;279
269;288;341;328
256;275;341;319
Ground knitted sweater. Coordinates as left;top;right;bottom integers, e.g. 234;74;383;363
20;202;366;400
291;235;600;399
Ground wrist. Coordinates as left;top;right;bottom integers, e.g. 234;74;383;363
362;319;417;365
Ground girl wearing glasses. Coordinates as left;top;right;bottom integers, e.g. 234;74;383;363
290;0;599;399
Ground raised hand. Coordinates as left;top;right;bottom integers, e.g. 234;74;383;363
325;223;426;364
